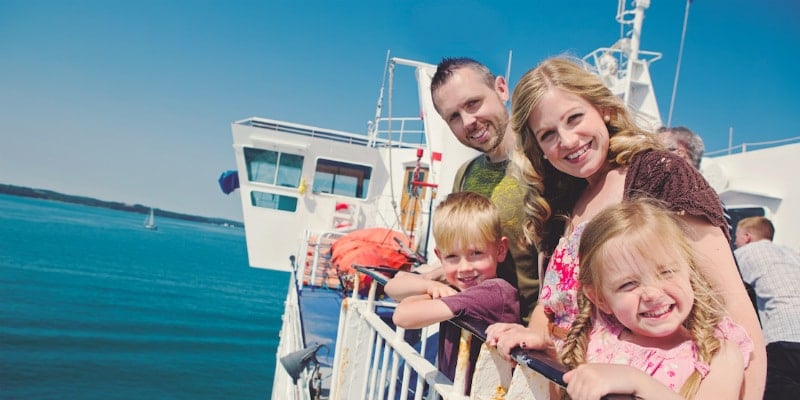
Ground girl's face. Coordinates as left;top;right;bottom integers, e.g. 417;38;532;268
527;88;610;181
585;249;694;345
436;238;508;291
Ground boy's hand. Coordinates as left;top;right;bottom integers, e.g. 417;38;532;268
426;281;458;299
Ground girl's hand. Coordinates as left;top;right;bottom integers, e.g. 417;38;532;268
485;323;549;360
563;364;626;400
425;281;457;299
563;364;681;400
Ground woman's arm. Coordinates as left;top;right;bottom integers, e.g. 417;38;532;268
485;303;554;360
684;215;766;400
694;340;745;399
392;295;455;329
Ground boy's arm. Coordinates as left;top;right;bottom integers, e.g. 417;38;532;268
384;271;456;301
392;295;456;329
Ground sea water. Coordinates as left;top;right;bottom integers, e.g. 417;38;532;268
0;194;287;399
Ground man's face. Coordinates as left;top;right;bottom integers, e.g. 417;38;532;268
432;67;510;160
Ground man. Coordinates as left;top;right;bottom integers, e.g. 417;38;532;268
429;58;539;324
735;216;800;399
657;126;705;169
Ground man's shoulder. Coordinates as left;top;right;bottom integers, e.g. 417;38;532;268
736;240;780;259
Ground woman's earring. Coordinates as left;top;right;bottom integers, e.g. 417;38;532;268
543;154;548;160
603;114;611;123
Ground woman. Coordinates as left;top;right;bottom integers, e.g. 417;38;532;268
485;57;765;399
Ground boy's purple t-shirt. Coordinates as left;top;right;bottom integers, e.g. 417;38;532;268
437;278;520;388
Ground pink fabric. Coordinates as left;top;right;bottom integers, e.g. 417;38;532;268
586;315;753;392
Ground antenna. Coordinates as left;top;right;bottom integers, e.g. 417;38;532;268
505;50;513;84
667;0;692;127
504;50;513;106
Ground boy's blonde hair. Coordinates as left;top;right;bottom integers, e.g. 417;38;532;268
560;199;725;399
433;192;502;254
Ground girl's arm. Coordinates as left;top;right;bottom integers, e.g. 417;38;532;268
683;215;766;400
694;340;745;399
384;271;457;301
392;294;455;329
563;364;682;400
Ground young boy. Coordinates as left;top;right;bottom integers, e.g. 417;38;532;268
385;191;520;390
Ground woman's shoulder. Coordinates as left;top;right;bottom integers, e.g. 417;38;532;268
629;149;696;177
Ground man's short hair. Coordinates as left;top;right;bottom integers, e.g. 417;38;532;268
430;57;496;97
737;216;775;241
657;126;705;169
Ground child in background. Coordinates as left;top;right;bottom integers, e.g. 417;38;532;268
560;199;753;400
385;191;519;391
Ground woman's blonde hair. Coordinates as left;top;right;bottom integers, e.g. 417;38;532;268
508;56;663;254
432;191;502;254
559;199;725;399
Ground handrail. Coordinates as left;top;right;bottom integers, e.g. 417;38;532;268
705;135;800;156
355;265;567;387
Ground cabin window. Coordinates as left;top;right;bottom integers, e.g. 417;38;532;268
250;191;298;212
244;147;304;188
313;159;371;199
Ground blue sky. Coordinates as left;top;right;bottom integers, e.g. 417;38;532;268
2;0;798;222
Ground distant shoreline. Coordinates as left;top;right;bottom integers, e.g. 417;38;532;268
0;183;244;228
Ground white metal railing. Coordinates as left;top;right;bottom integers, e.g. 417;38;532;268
370;117;427;148
271;267;308;400
327;267;567;400
705;135;800;156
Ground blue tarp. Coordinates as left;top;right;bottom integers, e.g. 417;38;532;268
218;170;240;194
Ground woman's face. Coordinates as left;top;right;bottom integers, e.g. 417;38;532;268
527;88;610;180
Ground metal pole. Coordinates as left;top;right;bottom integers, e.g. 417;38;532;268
667;0;692;127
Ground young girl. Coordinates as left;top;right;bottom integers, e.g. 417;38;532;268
559;199;753;399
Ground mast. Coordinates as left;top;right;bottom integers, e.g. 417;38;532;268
583;0;663;130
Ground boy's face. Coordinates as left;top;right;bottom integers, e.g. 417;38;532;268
435;237;508;291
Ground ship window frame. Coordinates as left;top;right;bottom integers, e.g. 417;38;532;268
250;190;298;212
312;158;372;199
243;147;304;189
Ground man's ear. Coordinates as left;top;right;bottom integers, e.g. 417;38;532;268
583;285;611;314
495;76;509;103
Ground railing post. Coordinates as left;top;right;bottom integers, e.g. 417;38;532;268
452;329;472;395
506;365;554;400
469;344;513;400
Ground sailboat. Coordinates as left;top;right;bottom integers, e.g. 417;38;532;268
144;208;158;231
